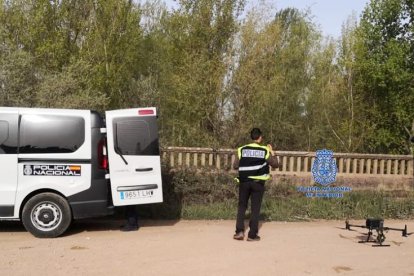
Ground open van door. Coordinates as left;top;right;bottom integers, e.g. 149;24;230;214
105;108;163;206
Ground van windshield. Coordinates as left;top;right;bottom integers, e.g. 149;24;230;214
113;116;159;156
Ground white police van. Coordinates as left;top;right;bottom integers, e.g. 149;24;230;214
0;107;163;237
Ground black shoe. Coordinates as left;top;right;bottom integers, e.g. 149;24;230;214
120;224;139;232
247;235;261;241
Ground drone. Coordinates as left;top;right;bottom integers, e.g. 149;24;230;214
345;218;410;247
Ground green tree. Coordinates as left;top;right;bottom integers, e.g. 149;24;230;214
156;0;245;146
0;0;145;111
80;0;143;108
356;0;414;154
0;50;39;106
305;15;372;153
229;7;318;149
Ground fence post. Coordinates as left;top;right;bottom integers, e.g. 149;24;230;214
352;159;358;174
372;159;378;175
386;160;392;175
296;157;301;173
201;153;206;167
178;152;182;166
338;158;344;174
193;153;198;167
366;159;371;174
380;160;385;174
393;159;399;175
170;152;175;167
304;157;309;172
346;158;351;174
289;157;294;172
359;159;365;174
400;160;406;175
282;156;287;172
408;159;413;176
185;153;190;167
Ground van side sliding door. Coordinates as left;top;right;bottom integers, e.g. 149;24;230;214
105;108;163;206
0;111;18;217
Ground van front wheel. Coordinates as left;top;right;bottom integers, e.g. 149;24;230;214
22;193;72;238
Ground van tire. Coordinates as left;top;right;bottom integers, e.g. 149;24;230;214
22;193;72;238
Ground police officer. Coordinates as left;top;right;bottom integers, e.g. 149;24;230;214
233;128;279;241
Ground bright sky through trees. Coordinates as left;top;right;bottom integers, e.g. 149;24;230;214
164;0;369;37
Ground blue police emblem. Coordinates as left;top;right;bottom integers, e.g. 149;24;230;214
311;149;337;186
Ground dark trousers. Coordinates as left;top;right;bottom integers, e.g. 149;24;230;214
125;205;139;226
235;180;265;238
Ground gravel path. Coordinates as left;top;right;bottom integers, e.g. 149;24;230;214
0;219;413;275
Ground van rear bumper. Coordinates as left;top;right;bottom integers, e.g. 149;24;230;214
70;200;114;219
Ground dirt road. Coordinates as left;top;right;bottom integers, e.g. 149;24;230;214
0;219;413;276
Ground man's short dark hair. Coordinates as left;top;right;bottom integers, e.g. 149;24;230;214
250;128;262;140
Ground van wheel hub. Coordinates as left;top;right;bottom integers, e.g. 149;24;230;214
39;210;54;223
31;202;62;231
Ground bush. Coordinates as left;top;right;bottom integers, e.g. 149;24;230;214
132;169;414;221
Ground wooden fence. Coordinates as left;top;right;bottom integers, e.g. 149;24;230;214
161;147;414;190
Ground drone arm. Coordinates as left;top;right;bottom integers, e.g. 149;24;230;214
347;224;368;229
382;225;408;237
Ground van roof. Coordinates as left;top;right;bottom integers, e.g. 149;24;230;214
0;107;90;113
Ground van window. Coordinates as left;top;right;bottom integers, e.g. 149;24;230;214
0;115;18;154
19;115;85;154
113;116;159;156
0;121;9;146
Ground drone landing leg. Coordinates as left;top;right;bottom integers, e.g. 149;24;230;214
372;229;390;247
359;229;373;243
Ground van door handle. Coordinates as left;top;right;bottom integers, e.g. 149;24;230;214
135;168;153;172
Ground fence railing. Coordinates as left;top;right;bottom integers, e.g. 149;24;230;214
161;147;414;178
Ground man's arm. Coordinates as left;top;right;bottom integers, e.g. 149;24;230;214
267;144;279;168
267;154;279;168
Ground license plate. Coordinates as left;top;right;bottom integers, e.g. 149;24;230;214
120;190;154;200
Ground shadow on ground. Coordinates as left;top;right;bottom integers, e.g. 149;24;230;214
64;217;180;236
0;218;180;237
0;221;26;232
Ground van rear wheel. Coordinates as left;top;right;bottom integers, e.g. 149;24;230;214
22;193;72;238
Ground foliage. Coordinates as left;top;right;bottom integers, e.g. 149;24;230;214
0;0;413;154
134;169;414;220
355;0;414;153
229;7;319;149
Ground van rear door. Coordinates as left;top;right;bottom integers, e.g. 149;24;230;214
105;108;163;206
